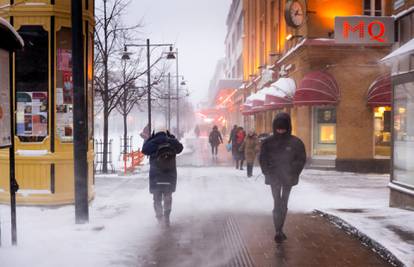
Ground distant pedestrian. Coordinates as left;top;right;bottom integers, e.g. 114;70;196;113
209;125;223;158
228;125;238;163
222;125;227;137
235;127;246;170
142;130;184;227
194;125;200;138
259;113;306;243
240;130;260;177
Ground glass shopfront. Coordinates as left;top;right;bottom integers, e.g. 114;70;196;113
374;106;391;157
393;82;414;187
15;26;49;142
312;107;337;156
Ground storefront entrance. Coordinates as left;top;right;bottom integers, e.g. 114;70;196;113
312;107;337;158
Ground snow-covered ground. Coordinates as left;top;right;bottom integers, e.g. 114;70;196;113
0;167;413;266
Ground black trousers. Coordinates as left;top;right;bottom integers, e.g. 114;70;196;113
153;191;172;219
247;163;253;177
211;145;218;155
270;184;292;233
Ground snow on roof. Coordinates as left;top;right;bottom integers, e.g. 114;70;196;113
268;77;296;97
0;17;24;48
393;5;414;19
277;38;307;64
381;38;414;62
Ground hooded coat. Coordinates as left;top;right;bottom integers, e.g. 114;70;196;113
142;132;184;193
259;113;306;186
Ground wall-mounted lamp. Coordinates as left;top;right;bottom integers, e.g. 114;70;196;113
286;34;303;41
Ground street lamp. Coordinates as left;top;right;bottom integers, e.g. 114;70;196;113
153;74;187;132
122;39;176;135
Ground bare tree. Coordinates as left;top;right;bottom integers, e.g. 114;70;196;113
94;0;140;173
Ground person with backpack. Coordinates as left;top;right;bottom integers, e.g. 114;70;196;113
259;113;306;243
208;125;223;158
142;130;184;227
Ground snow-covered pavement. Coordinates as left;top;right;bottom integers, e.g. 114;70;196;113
0;165;412;266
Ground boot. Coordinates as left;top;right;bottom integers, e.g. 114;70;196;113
164;211;171;227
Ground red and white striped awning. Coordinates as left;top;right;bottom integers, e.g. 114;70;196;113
293;71;340;106
367;74;391;107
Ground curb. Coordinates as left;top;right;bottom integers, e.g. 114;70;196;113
314;209;405;267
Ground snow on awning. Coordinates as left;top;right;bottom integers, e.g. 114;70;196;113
0;17;24;51
367;74;391;107
264;78;296;109
293;71;340;106
381;38;414;62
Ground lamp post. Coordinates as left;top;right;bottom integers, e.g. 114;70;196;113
154;74;186;132
123;39;175;135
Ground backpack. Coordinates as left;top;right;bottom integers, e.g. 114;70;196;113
155;143;176;172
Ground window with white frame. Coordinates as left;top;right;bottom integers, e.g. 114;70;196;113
364;0;383;16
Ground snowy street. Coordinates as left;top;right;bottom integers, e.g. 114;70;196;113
1;138;413;266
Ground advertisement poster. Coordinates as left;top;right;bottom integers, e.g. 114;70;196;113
16;92;48;137
57;49;72;71
0;49;11;147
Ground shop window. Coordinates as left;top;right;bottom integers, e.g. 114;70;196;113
374;106;391;157
393;82;414;187
15;26;49;143
364;0;382;16
56;27;73;143
313;107;337;156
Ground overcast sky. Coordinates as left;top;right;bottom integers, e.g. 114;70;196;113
123;0;232;104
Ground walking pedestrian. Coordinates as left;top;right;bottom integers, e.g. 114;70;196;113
142;130;184;227
259;112;306;243
235;127;246;170
194;125;200;138
240;130;260;177
228;125;238;165
209;125;223;158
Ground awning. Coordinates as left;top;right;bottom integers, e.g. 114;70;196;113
293;71;340;106
381;38;414;62
367;74;391;107
264;78;296;109
241;102;256;116
0;18;24;51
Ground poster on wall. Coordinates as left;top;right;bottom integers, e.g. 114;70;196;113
0;49;11;147
16;92;48;137
57;49;72;71
56;87;73;142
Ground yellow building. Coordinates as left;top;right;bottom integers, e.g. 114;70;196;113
240;0;393;172
0;0;95;205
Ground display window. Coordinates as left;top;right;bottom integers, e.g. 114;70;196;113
374;106;391;157
56;27;73;143
312;107;337;156
15;26;49;142
393;82;414;187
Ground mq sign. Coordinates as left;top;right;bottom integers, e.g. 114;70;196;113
335;16;395;45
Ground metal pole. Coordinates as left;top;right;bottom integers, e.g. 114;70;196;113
72;0;89;224
175;49;179;138
146;39;152;134
9;49;18;245
168;72;171;131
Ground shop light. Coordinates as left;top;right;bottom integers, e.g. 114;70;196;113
399;108;406;114
286;34;293;41
204;118;214;123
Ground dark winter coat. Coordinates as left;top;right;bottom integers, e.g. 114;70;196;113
228;126;239;158
209;129;223;146
259;113;306;186
142;132;184;193
240;134;260;164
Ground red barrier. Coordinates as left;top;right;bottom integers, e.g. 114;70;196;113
123;150;145;174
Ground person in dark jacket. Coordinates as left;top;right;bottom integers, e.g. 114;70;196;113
142;130;184;227
228;125;238;161
259;112;306;243
209;125;223;158
235;127;246;170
